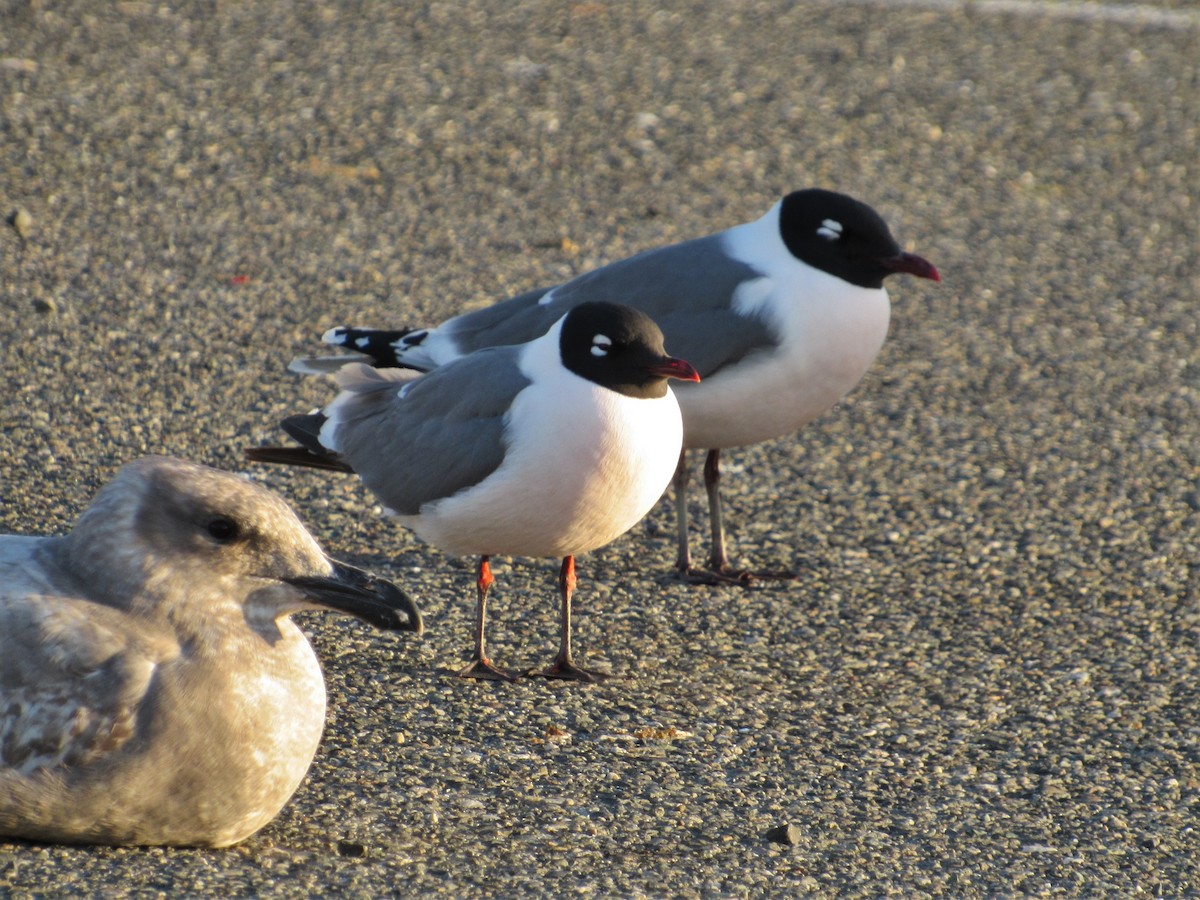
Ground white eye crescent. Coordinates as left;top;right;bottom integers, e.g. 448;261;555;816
591;334;612;357
817;218;843;240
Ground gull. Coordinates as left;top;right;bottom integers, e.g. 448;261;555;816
306;189;940;583
249;301;699;682
0;456;421;847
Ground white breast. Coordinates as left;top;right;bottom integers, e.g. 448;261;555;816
400;339;683;559
675;222;892;450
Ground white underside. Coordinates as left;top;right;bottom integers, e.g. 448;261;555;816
675;269;891;449
394;331;684;559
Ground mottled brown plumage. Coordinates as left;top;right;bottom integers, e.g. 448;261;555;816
0;456;420;847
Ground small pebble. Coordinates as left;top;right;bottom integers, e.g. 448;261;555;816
766;823;802;846
9;207;31;238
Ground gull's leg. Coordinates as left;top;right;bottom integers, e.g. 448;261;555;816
704;448;732;573
671;449;693;575
704;449;796;583
458;556;518;681
672;449;754;585
531;556;610;683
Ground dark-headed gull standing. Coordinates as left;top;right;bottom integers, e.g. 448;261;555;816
249;301;700;682
0;456;421;848
308;189;940;583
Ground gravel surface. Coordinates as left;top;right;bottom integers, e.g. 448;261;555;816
2;1;1198;895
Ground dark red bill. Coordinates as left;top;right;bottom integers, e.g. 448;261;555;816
650;356;702;383
881;251;941;283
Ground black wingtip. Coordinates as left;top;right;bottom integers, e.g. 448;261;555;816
245;446;355;473
281;413;328;453
325;327;421;368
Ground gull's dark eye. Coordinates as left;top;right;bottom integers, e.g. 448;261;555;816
206;517;240;544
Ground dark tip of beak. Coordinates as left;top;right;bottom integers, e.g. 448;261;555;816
652;356;702;383
881;251;941;283
287;560;424;635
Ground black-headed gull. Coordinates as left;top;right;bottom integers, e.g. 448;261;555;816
305;189;940;583
250;301;700;682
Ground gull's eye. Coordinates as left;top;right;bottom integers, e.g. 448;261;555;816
591;334;613;357
817;218;843;241
206;517;241;544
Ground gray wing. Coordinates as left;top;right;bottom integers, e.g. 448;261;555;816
329;348;532;515
0;538;174;776
443;233;779;375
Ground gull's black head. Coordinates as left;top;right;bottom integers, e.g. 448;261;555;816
777;188;940;289
558;302;700;399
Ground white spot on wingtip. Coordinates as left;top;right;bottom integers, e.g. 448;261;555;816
537;289;558;307
355;337;370;349
399;330;427;348
817;219;843;241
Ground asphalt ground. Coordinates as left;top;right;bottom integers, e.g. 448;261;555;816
2;0;1198;895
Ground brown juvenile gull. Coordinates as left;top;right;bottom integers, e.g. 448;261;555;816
0;456;422;848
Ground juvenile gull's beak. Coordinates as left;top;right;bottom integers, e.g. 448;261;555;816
285;559;424;634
